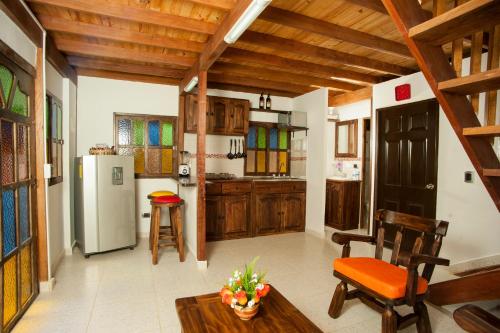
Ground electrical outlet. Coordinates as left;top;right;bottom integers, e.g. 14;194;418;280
142;213;151;218
464;171;473;183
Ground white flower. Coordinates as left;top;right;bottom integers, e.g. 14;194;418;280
251;278;258;283
252;273;258;279
256;283;264;290
229;277;234;284
248;300;255;307
231;298;237;304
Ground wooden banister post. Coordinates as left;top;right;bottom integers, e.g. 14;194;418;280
196;71;207;262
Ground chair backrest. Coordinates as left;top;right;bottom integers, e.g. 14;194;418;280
374;209;448;280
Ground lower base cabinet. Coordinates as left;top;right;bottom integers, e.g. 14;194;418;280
325;179;360;230
206;194;250;241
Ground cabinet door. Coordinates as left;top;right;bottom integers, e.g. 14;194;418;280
185;94;198;133
325;182;343;229
224;194;250;239
206;196;223;241
255;193;282;235
282;192;306;232
228;100;249;135
210;97;228;134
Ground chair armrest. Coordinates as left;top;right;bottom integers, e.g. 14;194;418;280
401;254;450;268
332;232;375;245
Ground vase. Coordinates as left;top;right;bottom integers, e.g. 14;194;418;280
234;303;260;321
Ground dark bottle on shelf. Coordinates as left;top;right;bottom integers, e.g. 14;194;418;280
266;93;271;110
259;92;265;109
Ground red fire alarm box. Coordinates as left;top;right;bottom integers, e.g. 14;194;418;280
395;83;411;101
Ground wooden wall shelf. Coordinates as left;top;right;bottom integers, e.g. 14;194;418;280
250;107;292;115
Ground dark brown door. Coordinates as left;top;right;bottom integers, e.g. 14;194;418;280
228;100;249;135
282;193;306;232
185;94;198;133
224;194;250;238
255;193;282;235
376;99;439;247
209;97;227;134
206;196;223;241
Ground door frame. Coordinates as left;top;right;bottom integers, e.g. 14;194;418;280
371;98;440;237
360;117;371;231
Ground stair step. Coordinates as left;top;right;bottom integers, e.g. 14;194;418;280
463;125;500;137
484;169;500;177
439;68;500;94
453;305;500;333
409;0;500;45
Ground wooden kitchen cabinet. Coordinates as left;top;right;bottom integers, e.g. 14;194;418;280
206;196;223;241
282;192;306;232
255;193;283;235
185;94;249;135
325;180;360;230
224;194;251;238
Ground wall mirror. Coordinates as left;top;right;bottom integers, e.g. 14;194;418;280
335;119;358;158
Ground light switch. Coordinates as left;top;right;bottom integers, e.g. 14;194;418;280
464;171;473;183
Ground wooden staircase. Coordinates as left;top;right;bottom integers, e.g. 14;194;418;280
381;0;500;210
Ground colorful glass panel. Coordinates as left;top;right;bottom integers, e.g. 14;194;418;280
269;128;278;149
132;120;144;145
134;148;145;174
257;151;266;173
161;122;173;146
45;96;50;137
118;147;133;156
51;141;58;178
12;84;28;116
118;119;131;145
57;105;62;140
279;152;287;173
257;127;266;149
269;151;278;173
161;149;173;174
21;245;32;305
3;255;17;326
51;105;57;139
18;125;29;180
246;150;255;173
1;121;14;185
147;149;161;174
148;121;160;146
20;186;29;243
279;129;288;150
0;65;13;103
2;189;16;256
57;144;63;177
247;127;256;149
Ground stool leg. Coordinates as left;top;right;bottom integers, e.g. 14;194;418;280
152;206;160;265
169;208;179;252
149;204;154;251
174;206;185;262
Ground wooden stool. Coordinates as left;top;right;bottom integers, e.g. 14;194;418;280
150;199;185;265
147;191;175;251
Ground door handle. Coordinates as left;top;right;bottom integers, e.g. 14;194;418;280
425;183;435;190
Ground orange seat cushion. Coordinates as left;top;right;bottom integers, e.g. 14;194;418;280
334;257;428;299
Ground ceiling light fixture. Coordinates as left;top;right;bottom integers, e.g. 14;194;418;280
224;0;272;44
184;76;199;93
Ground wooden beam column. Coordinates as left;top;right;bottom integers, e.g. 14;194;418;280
34;47;48;282
196;71;207;262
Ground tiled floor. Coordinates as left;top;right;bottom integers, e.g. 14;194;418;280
13;231;462;333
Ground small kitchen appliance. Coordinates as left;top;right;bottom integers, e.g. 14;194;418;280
178;151;191;177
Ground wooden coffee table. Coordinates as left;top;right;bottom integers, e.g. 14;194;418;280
175;285;323;332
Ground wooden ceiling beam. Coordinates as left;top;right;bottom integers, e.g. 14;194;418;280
210;62;364;92
208;72;314;95
259;6;412;58
221;48;380;84
187;0;236;11
26;0;217;35
239;31;414;76
76;68;180;86
46;35;77;84
67;56;186;79
55;38;196;67
328;87;373;107
180;0;253;92
208;82;299;98
37;14;205;53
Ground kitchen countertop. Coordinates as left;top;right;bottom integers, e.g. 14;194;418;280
206;176;306;183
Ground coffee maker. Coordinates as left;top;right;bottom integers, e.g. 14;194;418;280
178;151;190;177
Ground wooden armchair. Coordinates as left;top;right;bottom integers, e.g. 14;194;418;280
328;209;450;333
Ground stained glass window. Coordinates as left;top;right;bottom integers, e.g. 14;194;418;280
46;93;63;185
18;125;29;180
1;120;14;185
0;65;13;105
3;255;17;326
12;83;28;116
115;114;177;177
2;189;16;256
20;185;30;243
21;245;32;305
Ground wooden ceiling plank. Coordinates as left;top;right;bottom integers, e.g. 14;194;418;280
208;82;299;98
38;14;205;53
55;38;195;67
328;86;373;107
67;56;186;79
259;6;412;58
76;68;180;85
186;0;236;11
180;0;253;91
208;72;314;95
343;0;389;14
210;62;364;91
239;31;413;76
26;0;218;35
46;34;77;84
221;48;380;84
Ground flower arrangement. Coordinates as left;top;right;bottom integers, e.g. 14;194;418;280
219;257;270;320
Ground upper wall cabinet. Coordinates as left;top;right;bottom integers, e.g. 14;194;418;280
185;95;249;136
335;119;358;158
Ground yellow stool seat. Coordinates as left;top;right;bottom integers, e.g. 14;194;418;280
148;191;175;199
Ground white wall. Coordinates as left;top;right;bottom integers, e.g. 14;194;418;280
77;76;180;235
372;66;500;265
0;9;37;67
293;88;328;236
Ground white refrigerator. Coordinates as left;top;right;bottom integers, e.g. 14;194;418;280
74;155;136;257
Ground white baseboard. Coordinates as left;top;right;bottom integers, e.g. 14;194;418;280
197;260;208;270
51;248;65;275
449;253;500;274
64;240;76;256
137;232;149;239
39;277;56;292
305;228;326;239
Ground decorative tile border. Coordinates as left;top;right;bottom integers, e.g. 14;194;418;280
187;153;308;161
